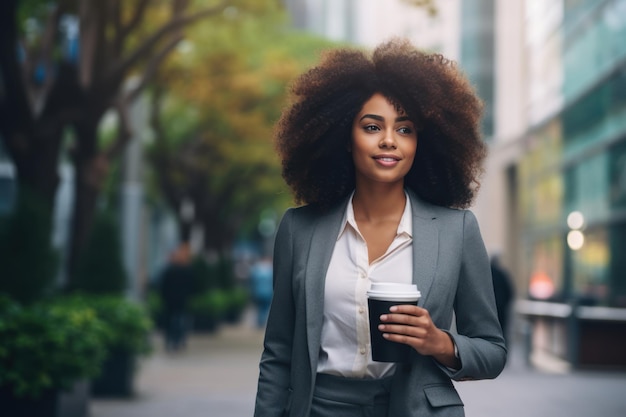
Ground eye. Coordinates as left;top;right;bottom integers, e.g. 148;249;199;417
364;124;380;132
397;126;413;135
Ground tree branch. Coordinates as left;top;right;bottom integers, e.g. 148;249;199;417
113;0;123;55
148;84;165;141
78;0;99;88
126;33;184;103
39;4;63;66
401;0;438;16
28;5;65;117
0;0;32;138
107;0;229;83
117;0;151;48
104;97;133;160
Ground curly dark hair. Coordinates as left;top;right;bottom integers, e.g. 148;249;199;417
276;38;487;210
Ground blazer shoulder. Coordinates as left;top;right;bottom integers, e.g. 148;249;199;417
284;197;348;223
407;189;469;221
283;203;325;223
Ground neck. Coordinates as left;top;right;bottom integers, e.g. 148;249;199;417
352;182;406;222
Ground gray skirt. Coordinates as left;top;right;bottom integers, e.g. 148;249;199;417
310;373;393;417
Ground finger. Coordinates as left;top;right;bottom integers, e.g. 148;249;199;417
380;313;427;326
388;304;426;316
378;323;427;338
382;331;425;350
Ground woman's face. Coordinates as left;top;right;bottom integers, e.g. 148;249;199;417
351;93;418;188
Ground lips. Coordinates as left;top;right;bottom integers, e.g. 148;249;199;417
373;154;401;167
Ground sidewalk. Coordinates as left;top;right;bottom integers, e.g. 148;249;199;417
91;314;626;417
90;317;265;417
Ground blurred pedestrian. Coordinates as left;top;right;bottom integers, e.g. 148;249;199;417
490;253;515;346
160;243;194;352
249;256;274;328
255;38;506;417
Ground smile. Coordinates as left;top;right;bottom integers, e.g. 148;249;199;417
373;156;401;167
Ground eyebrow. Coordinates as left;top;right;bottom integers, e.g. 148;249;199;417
359;114;412;123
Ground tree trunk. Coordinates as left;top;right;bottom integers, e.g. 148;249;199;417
201;210;235;258
7;125;64;208
66;119;108;289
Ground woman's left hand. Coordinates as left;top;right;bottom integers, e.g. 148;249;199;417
379;304;460;368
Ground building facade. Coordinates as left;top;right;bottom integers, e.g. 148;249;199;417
479;0;626;368
517;0;626;309
283;0;460;58
285;0;626;368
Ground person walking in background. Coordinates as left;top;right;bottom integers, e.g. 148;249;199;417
255;38;506;417
249;256;274;328
160;243;194;352
490;254;515;346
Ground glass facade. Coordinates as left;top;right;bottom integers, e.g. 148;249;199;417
520;0;626;308
460;0;495;139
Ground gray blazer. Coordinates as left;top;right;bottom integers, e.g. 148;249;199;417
254;189;506;417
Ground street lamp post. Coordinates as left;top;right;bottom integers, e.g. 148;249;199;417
565;210;585;366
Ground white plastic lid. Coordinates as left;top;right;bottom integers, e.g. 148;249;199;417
366;282;421;302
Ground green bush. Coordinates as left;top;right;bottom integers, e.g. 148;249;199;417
72;211;128;294
0;188;59;304
0;296;108;399
224;286;250;322
63;294;153;355
189;289;230;319
146;289;163;326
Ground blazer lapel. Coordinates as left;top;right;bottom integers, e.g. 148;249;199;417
304;199;347;373
303;191;438;372
407;190;439;308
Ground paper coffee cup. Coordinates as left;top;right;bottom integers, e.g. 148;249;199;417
367;282;421;362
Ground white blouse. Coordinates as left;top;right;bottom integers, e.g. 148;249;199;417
317;193;413;379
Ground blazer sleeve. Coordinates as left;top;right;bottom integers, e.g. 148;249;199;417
254;209;296;416
441;210;507;381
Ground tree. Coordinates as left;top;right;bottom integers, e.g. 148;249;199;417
148;5;336;256
401;0;438;15
0;0;235;289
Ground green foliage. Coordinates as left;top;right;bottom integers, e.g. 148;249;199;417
229;286;249;310
72;210;128;294
189;286;249;324
224;286;249;321
400;0;438;16
0;187;59;305
146;288;163;323
0;296;108;399
148;0;339;249
63;294;153;355
16;0;53;36
189;289;231;319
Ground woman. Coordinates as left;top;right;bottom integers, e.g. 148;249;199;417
254;38;506;417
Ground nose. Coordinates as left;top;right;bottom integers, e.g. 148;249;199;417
379;129;397;149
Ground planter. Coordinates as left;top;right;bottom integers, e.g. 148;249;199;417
0;387;58;417
91;348;136;397
57;380;90;417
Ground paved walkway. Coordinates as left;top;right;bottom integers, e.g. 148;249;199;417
91;316;626;417
90;321;264;417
